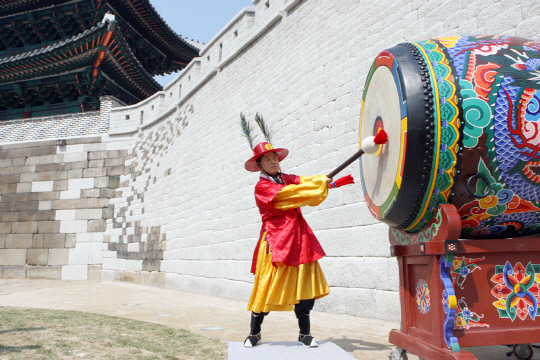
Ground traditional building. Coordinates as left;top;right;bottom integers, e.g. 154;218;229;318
0;0;199;120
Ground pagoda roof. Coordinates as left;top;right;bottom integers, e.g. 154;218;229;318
0;0;199;74
0;19;161;102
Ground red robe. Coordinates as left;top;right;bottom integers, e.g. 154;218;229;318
250;173;326;274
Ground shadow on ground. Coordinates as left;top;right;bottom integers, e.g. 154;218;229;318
325;336;392;353
0;327;45;335
0;345;41;354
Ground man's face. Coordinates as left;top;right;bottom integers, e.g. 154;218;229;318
259;152;279;175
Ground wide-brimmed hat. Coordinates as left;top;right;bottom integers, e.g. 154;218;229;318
244;142;289;172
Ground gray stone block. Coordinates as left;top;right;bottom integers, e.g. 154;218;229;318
0;183;17;194
0;222;11;234
27;249;48;266
2;265;27;279
105;157;125;167
1;193;28;203
20;172;38;182
88;265;102;280
65;234;76;248
5;148;32;159
83;167;107;177
48;249;69;265
142;260;161;272
27;266;61;280
94;176;109;188
36;171;57;181
67;169;83;178
38;221;60;234
2;212;18;222
88;159;105;168
11;157;26;166
0;234;5;248
36;191;60;201
11;221;38;234
81;189;101;198
25;155;55;165
15;201;39;211
32;234;44;248
66;137;101;145
31;146;57;156
53;180;69;191
76;209;103;220
51;198;110;210
18;210;56;221
0;202;15;212
43;234;66;248
0;174;20;184
6;234;33;249
0;249;26;265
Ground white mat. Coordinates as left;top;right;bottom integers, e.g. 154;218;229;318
228;341;356;360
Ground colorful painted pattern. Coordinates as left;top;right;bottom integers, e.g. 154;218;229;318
416;279;431;314
451;256;484;289
455;298;490;330
491;261;540;321
404;39;461;233
390;205;443;245
440;256;460;352
439;35;540;238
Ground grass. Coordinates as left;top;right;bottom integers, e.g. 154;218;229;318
0;307;227;360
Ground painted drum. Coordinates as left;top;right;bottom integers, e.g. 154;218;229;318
359;35;540;239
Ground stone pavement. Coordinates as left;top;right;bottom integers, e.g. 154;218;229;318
0;279;538;360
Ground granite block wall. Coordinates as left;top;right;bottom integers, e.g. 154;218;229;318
0;136;130;280
103;0;540;321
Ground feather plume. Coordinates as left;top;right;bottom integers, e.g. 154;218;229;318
240;113;255;151
254;113;272;144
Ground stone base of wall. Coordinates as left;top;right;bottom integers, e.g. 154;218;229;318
0;265;103;280
103;270;165;288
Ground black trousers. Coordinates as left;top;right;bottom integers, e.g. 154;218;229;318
250;298;315;335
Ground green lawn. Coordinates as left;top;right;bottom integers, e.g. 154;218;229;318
0;307;227;360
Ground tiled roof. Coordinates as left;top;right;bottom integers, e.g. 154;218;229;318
0;19;161;101
0;0;199;73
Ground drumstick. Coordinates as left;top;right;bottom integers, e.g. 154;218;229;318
328;130;388;179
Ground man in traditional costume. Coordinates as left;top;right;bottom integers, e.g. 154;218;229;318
244;142;333;348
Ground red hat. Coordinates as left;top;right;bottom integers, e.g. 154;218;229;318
244;142;289;172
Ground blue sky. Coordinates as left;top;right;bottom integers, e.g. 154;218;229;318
151;0;254;86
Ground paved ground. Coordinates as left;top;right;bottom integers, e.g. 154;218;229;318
0;279;538;360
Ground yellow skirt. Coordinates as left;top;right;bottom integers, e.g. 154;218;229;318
247;234;330;313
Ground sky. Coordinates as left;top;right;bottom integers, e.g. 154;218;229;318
151;0;254;86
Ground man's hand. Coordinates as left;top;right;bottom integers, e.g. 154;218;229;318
325;175;333;187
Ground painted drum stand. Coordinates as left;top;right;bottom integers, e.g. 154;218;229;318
358;35;540;360
389;204;540;360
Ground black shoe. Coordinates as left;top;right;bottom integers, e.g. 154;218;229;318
298;333;318;347
244;333;261;348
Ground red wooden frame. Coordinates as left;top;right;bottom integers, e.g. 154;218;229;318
388;204;540;360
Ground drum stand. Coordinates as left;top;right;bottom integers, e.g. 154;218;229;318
388;204;540;360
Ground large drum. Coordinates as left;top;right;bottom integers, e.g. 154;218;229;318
359;35;540;239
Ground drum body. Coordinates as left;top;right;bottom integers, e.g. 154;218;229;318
359;35;540;239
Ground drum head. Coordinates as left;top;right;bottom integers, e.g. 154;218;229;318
360;65;403;208
359;44;453;230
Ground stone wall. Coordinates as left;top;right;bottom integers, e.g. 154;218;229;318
102;0;540;321
0;96;124;144
0;136;130;280
2;0;540;322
